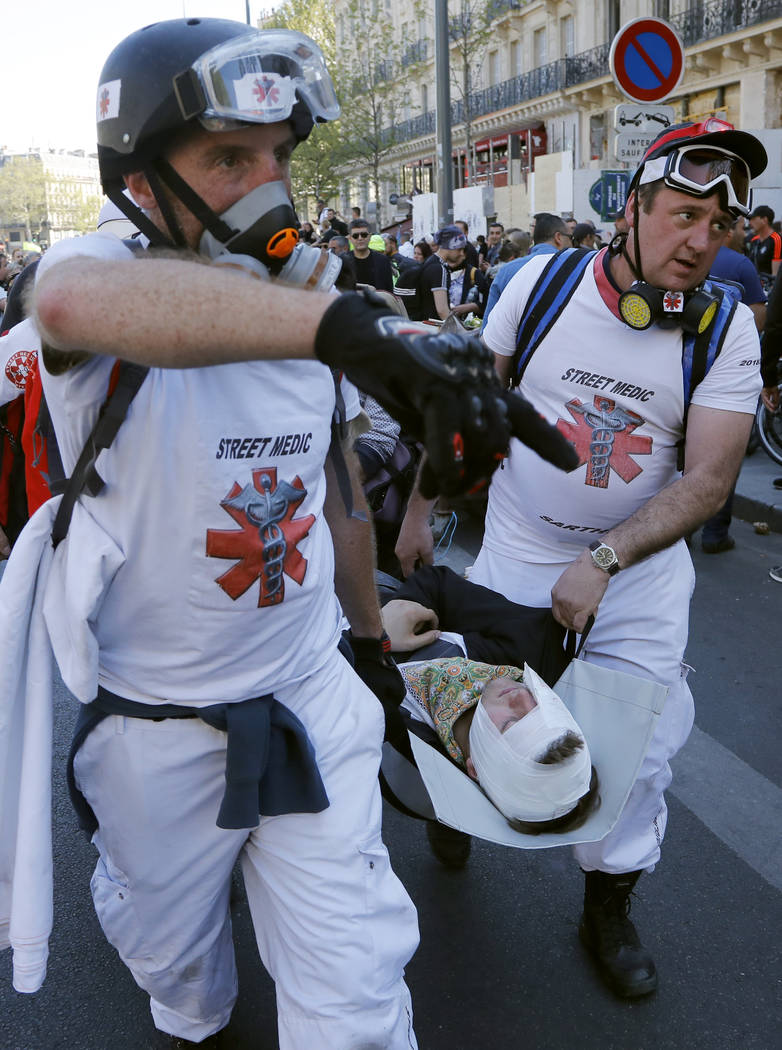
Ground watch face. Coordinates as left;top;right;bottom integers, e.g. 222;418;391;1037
593;546;616;569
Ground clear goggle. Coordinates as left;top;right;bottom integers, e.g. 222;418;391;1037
174;28;340;131
639;144;752;217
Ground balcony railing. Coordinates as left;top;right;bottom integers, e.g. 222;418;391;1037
401;40;428;67
380;0;781;147
671;0;782;46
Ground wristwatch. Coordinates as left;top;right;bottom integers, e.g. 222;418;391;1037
589;540;621;576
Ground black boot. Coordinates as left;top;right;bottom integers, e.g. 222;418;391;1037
426;820;472;868
579;869;658;998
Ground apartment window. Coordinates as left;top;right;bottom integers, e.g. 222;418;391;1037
561;15;575;58
488;50;500;84
533;27;547;68
509;39;522;76
654;0;670;17
606;0;621;40
421;82;429;113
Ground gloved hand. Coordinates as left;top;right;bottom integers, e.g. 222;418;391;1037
345;630;413;760
315;290;578;498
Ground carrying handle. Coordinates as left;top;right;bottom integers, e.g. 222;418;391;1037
564;614;595;661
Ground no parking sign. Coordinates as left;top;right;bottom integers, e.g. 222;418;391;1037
609;18;685;104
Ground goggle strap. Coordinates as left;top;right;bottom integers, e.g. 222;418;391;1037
145;163;189;249
155;158;238;245
173;69;207;122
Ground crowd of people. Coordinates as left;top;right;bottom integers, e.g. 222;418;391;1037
0;15;780;1050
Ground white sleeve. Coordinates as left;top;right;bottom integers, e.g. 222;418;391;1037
481;255;550;357
35;231;136;284
0;319;40;405
690;303;762;415
339;375;362;421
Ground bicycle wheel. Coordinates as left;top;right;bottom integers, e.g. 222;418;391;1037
756;399;782;467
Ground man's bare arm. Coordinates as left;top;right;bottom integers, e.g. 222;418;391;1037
323;443;384;639
34;256;331;370
552;404;753;631
749;302;766;333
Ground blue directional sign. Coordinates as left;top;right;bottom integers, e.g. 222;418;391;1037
589;172;631;222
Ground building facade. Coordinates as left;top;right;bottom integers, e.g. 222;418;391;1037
329;0;782;233
0;149;102;249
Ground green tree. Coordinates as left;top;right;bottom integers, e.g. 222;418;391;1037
449;0;496;185
264;0;348;208
0;156;47;239
336;0;420;210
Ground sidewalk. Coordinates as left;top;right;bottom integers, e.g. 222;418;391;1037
734;450;782;532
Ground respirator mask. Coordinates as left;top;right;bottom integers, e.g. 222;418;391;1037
199;179;342;291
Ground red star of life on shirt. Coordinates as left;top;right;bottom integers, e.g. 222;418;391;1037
205;467;315;607
5;350;36;390
556;395;653;489
99;88;110;118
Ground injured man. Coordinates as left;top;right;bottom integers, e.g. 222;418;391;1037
375;565;665;870
397;656;599;837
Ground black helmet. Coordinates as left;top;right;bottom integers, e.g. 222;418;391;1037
95;18;339;249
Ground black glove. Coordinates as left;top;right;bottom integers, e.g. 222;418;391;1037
346;630;413;760
315;290;579;498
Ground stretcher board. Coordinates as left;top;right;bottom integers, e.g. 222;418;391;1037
408;659;667;849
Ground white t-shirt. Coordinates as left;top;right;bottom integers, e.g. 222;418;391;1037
36;233;347;704
482;249;761;561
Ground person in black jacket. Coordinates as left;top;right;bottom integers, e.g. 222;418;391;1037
347;219;394;292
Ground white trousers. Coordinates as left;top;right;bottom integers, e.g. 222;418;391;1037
470;540;696;874
74;650;419;1048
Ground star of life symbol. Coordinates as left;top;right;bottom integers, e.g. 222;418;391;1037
205;467;315;607
253;76;280;107
556;396;653;489
99;88;110;119
5;350;36;390
663;290;684;312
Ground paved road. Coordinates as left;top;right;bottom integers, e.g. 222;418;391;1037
2;515;781;1050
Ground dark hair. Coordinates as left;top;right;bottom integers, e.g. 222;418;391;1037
637;181;665;214
537;730;584;764
498;241;520;263
507;766;600;836
349;217;369;233
489;222;504;233
751;204;775;223
533;212;567;244
335;253;357;291
414;239;433;259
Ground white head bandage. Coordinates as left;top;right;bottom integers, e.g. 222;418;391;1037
468;665;592;823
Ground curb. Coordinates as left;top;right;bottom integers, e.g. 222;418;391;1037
734;492;782;533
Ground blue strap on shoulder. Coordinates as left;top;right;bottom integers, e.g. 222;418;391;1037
681;279;739;409
512;247;594;387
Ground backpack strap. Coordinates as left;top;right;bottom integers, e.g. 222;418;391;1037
677;281;738;470
51;360;149;549
327;369;368;522
512;248;594;387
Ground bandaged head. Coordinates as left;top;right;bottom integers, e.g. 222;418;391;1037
468;665;592;823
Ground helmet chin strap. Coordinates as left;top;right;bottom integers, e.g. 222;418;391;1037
154;158;238;246
143;164;188;249
105;157;239;253
105;183;175;249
